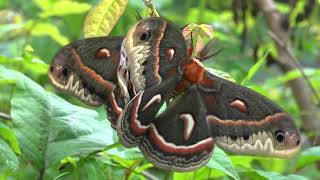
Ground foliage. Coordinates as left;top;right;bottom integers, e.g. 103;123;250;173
0;0;320;179
84;0;128;37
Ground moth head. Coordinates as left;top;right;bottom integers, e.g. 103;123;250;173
268;114;301;155
49;46;75;88
211;113;301;158
48;40;113;106
122;17;187;93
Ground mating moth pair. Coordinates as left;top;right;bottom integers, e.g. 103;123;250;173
49;17;301;171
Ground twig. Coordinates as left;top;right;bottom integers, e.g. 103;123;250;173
139;170;159;180
0;112;11;120
255;0;320;135
125;160;159;180
143;0;160;17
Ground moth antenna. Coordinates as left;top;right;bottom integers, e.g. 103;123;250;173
180;24;188;30
187;32;194;56
197;39;222;61
135;11;143;21
200;49;222;62
190;33;194;46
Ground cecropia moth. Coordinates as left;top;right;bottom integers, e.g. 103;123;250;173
49;17;301;172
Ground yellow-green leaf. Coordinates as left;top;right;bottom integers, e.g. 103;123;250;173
30;22;69;45
39;1;91;18
182;23;214;56
241;50;270;85
84;0;128;37
33;0;50;11
0;123;21;155
205;67;235;82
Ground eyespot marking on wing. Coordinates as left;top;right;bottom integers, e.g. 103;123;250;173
142;94;162;111
166;48;175;61
95;48;111;59
229;99;248;113
208;114;301;157
179;114;195;141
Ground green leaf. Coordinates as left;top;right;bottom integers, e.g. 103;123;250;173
205;67;235;82
241;50;269;85
242;169;309;180
84;0;128;37
0;138;19;176
296;146;320;169
39;1;91;18
33;0;51;11
57;157;106;180
0;79;16;86
0;80;15;116
0;55;48;77
29;22;69;45
0;122;21;154
264;68;320;88
107;146;144;160
173;171;196;180
182;23;214;55
0;66;115;174
289;0;307;26
206;147;240;180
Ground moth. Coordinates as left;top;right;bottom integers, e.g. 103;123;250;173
49;17;301;172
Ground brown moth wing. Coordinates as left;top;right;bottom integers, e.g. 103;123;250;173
49;36;125;128
199;70;301;158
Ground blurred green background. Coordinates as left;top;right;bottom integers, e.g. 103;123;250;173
0;0;319;179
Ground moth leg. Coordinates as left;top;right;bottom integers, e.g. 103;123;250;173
104;91;124;129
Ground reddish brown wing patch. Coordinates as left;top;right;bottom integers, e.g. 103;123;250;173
130;92;148;136
182;58;205;83
108;92;123;117
151;23;166;82
71;48;114;92
207;113;288;127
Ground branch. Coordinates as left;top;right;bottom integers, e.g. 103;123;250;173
268;31;320;103
139;170;159;180
255;0;320;137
